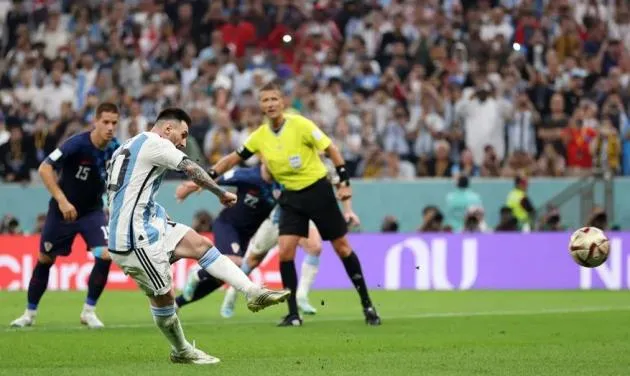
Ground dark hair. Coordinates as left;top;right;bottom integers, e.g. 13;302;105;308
95;102;119;118
422;205;438;216
259;81;282;93
515;176;527;186
156;107;192;126
457;175;469;189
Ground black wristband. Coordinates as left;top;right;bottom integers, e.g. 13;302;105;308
208;169;218;179
336;165;350;186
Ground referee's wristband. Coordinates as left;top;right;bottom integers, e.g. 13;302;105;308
208;169;218;180
336;165;350;186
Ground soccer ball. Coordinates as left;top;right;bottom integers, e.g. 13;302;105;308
568;227;610;268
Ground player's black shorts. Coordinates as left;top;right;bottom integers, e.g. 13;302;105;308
40;210;108;256
278;177;347;241
212;218;251;258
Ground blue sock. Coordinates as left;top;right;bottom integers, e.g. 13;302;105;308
241;262;252;275
198;247;221;269
304;254;320;266
151;305;176;317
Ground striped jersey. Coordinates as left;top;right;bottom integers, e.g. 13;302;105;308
106;132;187;251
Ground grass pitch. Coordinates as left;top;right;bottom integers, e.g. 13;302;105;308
2;290;630;376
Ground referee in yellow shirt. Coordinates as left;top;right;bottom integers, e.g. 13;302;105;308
210;82;381;326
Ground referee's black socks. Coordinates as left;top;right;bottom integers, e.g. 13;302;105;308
279;260;299;315
341;251;373;309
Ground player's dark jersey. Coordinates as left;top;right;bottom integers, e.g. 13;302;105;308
216;166;278;239
45;132;119;217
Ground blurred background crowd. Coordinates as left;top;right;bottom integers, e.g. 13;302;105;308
0;0;627;233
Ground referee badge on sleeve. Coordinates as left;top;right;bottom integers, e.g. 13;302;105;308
288;155;302;169
312;129;323;140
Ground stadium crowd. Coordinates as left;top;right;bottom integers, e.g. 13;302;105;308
0;0;627;233
0;0;628;183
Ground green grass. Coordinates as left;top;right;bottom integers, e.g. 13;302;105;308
2;290;630;376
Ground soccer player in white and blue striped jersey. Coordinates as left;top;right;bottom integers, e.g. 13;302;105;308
106;108;289;365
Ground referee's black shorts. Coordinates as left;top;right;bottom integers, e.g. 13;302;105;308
278;177;348;241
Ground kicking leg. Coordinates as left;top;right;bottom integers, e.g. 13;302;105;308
174;228;289;313
10;253;55;327
331;236;381;326
296;223;321;315
221;217;278;318
81;247;111;328
220;251;265;318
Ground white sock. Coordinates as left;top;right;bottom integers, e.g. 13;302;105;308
297;254;320;300
151;305;191;353
26;309;37;318
198;247;257;296
222;286;238;306
82;303;95;313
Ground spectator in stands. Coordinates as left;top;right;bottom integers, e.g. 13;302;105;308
480;145;501;177
538;93;569;158
451;148;480;177
507;91;539;159
563;115;598;176
0;114;8;147
445;176;483;232
31;113;57;166
457;83;512;166
32;213;47;234
587;207;609;231
502;150;538;177
203;111;241;165
424;140;454;177
0;125;34;183
380;215;399;233
0;214;22;234
463;206;489;233
537;205;565;232
418;205;444;233
537;143;567;177
0;0;628;185
495;206;519;232
594;117;621;173
192;210;213;234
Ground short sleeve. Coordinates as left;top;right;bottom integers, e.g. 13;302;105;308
243;131;259;153
237;130;259;160
302;117;331;151
45;136;81;168
144;135;187;170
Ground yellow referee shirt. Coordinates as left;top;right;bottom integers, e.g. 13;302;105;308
240;113;331;190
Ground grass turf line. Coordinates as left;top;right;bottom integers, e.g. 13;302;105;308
1;290;629;376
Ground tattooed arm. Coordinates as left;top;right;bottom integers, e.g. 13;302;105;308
177;158;233;203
